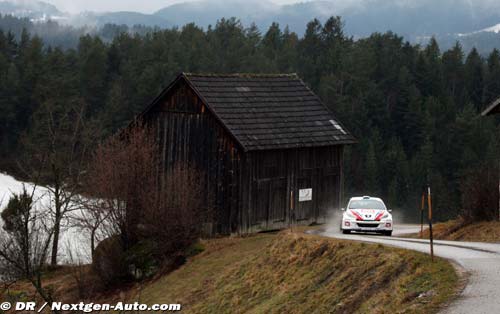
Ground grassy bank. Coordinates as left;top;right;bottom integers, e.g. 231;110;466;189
2;231;459;314
414;218;500;242
136;232;457;314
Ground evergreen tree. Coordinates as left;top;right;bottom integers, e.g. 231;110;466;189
321;16;346;75
1;187;32;233
277;26;298;72
464;48;484;109
78;35;108;115
365;141;379;195
424;37;444;98
261;22;282;71
298;19;323;88
484;49;500;106
442;42;465;107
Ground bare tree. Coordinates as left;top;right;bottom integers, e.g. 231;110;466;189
70;197;111;256
461;164;499;221
85;125;207;283
19;98;94;266
85;126;159;250
0;185;59;313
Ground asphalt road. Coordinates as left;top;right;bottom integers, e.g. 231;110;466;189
318;224;500;314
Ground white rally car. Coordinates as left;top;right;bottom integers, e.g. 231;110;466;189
340;196;393;236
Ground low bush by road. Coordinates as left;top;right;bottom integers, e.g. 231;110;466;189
415;217;500;242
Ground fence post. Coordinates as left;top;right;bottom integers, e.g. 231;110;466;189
427;186;434;262
290;190;294;232
420;193;425;238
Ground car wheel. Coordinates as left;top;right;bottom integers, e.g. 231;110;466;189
384;231;392;236
342;230;351;234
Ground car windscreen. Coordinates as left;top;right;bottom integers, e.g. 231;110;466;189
348;200;386;210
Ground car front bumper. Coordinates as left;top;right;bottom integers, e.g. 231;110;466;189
341;219;393;232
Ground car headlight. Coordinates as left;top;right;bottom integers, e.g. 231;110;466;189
382;212;390;219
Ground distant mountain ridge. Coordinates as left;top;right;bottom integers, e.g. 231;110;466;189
0;0;63;21
1;0;500;53
152;0;500;38
0;0;171;27
68;11;170;28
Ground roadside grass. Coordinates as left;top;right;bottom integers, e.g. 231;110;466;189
0;266;82;312
136;231;458;314
1;231;459;314
411;217;500;242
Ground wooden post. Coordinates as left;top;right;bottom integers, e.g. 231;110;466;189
290;190;294;232
420;193;425;238
427;186;434;262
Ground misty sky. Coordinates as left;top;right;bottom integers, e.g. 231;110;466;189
18;0;500;15
40;0;303;14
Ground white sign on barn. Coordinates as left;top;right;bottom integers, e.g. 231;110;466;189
299;188;312;202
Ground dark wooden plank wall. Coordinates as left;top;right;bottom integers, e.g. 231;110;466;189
145;80;241;234
243;146;342;233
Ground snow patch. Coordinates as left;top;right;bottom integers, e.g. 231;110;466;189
0;172;91;264
459;23;500;37
483;23;500;34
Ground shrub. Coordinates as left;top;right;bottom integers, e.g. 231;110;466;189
125;240;159;280
1;188;33;232
461;165;499;221
92;236;129;286
86;126;208;285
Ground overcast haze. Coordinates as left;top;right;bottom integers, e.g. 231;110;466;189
29;0;304;14
11;0;500;14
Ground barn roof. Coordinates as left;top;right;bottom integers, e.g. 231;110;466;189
482;97;500;116
146;73;356;151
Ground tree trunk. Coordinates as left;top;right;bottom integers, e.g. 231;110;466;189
90;227;96;257
51;185;61;267
51;215;60;266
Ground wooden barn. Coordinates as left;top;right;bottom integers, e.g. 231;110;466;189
138;73;356;234
482;96;500;221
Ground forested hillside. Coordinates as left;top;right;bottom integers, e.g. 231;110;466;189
0;16;498;220
0;14;157;49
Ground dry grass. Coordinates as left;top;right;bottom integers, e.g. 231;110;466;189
1;266;83;312
413;218;500;242
1;265;148;313
135;231;458;314
1;231;459;314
